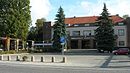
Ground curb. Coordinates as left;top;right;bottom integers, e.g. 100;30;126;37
0;53;29;56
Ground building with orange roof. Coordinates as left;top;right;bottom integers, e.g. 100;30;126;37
65;15;127;49
43;15;130;49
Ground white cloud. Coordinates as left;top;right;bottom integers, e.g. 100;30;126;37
80;0;130;16
30;0;51;25
30;0;130;24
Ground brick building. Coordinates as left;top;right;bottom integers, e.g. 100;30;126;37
43;21;53;43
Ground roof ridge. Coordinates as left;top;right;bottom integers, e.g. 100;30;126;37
66;15;122;19
66;16;99;19
65;15;124;25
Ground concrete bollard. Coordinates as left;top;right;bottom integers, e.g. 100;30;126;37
0;55;3;60
7;55;11;61
51;57;55;62
41;57;44;62
16;55;20;61
62;57;66;63
31;56;35;62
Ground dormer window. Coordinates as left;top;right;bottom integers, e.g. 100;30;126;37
118;23;124;26
85;24;90;26
66;24;71;27
68;24;71;26
74;24;79;26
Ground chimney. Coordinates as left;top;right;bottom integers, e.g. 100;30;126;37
116;14;119;16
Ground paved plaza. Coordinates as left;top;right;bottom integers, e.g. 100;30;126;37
0;49;130;68
0;54;130;73
0;49;130;73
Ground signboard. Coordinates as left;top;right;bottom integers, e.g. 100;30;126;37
61;43;65;45
60;36;65;43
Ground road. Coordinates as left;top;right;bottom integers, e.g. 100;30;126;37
0;62;130;73
1;49;130;73
100;55;130;68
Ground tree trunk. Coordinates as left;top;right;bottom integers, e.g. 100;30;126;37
22;40;25;50
16;39;19;52
6;37;10;51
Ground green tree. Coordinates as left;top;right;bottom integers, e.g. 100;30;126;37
27;18;46;41
0;0;31;50
0;0;31;38
36;18;46;29
35;18;46;41
52;6;66;52
27;26;37;41
123;15;129;19
95;3;115;53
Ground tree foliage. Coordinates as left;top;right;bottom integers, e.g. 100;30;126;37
95;3;115;52
36;18;46;29
123;14;129;19
52;7;66;52
27;26;37;41
0;0;31;40
27;18;46;41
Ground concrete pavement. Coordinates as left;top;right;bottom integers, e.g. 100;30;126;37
0;49;130;68
0;51;110;68
0;61;130;73
0;55;108;68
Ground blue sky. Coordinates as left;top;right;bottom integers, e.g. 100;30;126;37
30;0;130;25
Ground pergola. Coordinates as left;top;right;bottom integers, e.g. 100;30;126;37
0;37;23;52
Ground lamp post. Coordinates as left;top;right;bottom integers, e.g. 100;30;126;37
61;43;64;55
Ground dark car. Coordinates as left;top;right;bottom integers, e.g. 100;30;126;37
112;48;130;55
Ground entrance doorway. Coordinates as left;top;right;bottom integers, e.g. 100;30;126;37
82;40;90;49
93;40;96;49
71;40;78;49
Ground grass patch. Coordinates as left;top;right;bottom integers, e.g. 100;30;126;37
0;50;16;54
0;49;28;54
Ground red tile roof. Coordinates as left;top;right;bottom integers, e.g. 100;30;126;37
65;15;124;25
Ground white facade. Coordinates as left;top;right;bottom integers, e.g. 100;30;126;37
114;26;127;47
67;25;127;47
67;26;97;36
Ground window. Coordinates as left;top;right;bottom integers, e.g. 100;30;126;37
72;31;80;36
119;41;125;46
118;23;124;26
118;29;124;36
83;30;91;36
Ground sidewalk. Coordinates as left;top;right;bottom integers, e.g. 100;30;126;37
0;53;29;56
0;49;113;68
0;55;109;68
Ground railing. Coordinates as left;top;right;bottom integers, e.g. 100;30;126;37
69;35;95;39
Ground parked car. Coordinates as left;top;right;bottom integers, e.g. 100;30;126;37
112;47;130;55
98;48;112;53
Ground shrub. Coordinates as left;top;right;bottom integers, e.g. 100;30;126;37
18;49;28;53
